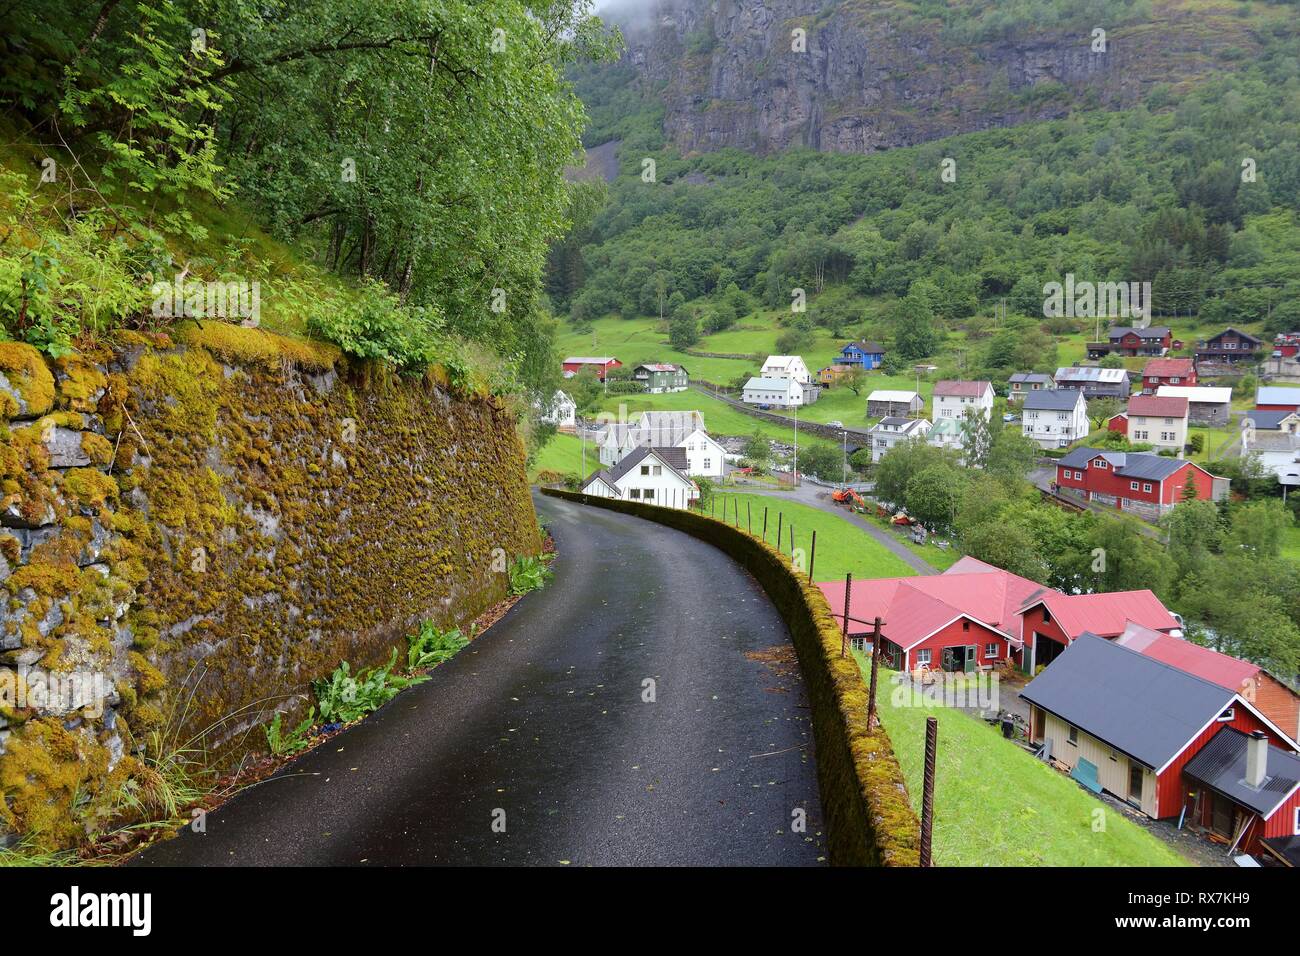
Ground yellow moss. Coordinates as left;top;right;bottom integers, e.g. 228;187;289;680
60;467;119;512
52;354;108;414
79;431;114;467
0;342;55;419
176;320;341;371
7;561;79;598
0;720;107;850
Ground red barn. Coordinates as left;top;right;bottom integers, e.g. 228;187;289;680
1019;589;1181;671
562;356;621;381
1054;446;1224;519
1022;634;1299;857
1140;357;1196;393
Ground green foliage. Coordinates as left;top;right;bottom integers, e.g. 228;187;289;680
406;621;473;670
313;649;429;724
508;554;553;595
264;707;317;756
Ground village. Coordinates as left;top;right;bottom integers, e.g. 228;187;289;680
541;326;1300;868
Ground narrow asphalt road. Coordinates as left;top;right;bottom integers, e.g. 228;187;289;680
133;493;824;866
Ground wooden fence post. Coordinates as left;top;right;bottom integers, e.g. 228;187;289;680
920;716;938;868
840;572;852;658
776;512;783;552
808;529;817;581
747;500;752;534
868;616;883;728
762;507;768;542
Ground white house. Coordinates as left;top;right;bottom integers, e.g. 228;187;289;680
1124;394;1189;453
760;355;812;383
579;447;698;510
1022;389;1089;449
867;417;931;462
538;390;576;429
932;380;994;421
598;424;640;467
743;376;807;408
927;418;966;454
677;428;726;478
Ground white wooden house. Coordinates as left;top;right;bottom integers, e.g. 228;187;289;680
677;428;726;478
579;447;698;509
760;355;812;383
1022;389;1089;449
932;380;994;421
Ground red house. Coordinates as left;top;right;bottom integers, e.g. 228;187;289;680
817;556;1046;673
1087;326;1172;358
1117;622;1300;742
1054;447;1224;519
1022;634;1300;860
562;356;621;381
1140;357;1196;393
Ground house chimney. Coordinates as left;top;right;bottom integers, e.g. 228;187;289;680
1245;731;1269;789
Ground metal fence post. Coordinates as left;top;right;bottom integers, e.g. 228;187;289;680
808;529;817;581
840;572;852;657
921;716;938;868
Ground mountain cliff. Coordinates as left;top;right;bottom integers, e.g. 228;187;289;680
595;0;1276;155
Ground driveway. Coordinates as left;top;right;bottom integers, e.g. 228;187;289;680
132;493;824;866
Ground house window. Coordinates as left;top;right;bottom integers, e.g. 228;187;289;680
1067;725;1078;746
1042;608;1051;624
1130;481;1139;491
703;458;711;469
629;489;640;499
961;621;970;631
1142;483;1153;492
640;465;650;476
1294;807;1300;836
1217;707;1234;722
984;643;999;658
1095;460;1107;469
916;649;932;666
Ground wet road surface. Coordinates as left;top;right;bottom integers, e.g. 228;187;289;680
134;493;825;866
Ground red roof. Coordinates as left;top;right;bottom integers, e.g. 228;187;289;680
1127;394;1188;418
818;556;1048;649
1142;358;1195;378
1021;590;1179;639
933;380;992;398
1115;623;1259;691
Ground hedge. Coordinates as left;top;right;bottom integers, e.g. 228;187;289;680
540;488;921;866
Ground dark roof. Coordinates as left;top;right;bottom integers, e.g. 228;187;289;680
1020;633;1237;770
1110;326;1171;340
843;340;885;354
605;446;690;483
1244;409;1297;430
1054;447;1190;482
1205;327;1264;345
1022;389;1082;411
1182;727;1300;819
1010;372;1053;383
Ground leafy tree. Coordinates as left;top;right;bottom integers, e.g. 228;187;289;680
1087;396;1123;430
905;464;965;533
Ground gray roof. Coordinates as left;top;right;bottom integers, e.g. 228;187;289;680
1020;633;1237;770
636;410;704;447
1010;372;1053;384
1022;389;1082;411
1244;409;1296;430
1054;447;1187;482
1055;366;1130;384
1256;386;1300;406
606;446;691;484
1183;727;1300;818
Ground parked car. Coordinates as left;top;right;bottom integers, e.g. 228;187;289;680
758;404;772;410
1002;413;1020;423
826;420;844;428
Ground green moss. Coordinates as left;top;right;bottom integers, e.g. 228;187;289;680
176;321;341;371
0;342;55;419
60;468;118;511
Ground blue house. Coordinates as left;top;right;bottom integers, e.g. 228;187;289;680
839;340;885;370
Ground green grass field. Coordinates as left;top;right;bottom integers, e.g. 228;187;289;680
714;492;915;580
863;662;1192;867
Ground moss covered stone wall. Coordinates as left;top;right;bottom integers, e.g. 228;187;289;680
0;326;539;849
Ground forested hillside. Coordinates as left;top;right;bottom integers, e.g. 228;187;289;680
551;0;1300;381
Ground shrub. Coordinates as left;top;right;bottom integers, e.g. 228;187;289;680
508;554;554;594
407;622;473;671
313;650;428;724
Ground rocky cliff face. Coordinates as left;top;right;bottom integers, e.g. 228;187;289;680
613;0;1260;155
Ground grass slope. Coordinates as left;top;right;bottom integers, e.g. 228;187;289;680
714;492;915;581
863;662;1191;866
